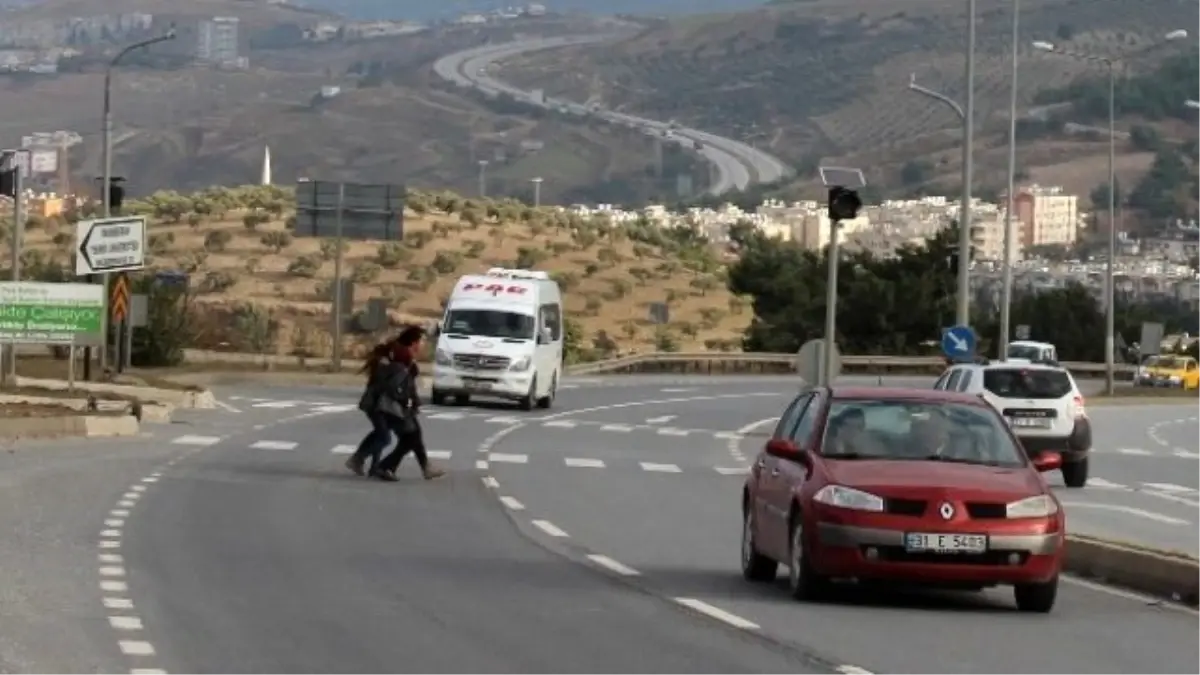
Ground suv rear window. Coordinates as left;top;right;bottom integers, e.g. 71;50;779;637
983;368;1072;399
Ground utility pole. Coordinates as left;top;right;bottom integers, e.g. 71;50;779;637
477;160;488;198
530;177;543;207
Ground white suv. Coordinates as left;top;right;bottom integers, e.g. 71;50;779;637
934;362;1092;487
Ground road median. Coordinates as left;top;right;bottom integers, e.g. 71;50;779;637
1065;534;1198;606
0;410;139;440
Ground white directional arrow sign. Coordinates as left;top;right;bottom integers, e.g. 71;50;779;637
75;216;147;276
947;332;968;352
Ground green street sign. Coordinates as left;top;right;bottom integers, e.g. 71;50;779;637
0;281;104;345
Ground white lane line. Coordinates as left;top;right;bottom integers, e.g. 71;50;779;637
98;553;123;564
329;444;357;455
109;616;144;630
488;453;528;464
214;399;242;413
531;519;569;537
100;580;128;592
131;669;168;674
117;500;136;508
140;477;158;484
656;427;689;436
103;597;134;609
99;540;122;549
100;529;122;538
1142;482;1194;493
170;435;222;446
250;440;298;450
640;462;682;473
312;404;356;413
542;420;577;428
426;450;453;460
712;431;743;440
714;466;749;475
110;509;130;517
118;641;155;656
660;388;695;393
251;401;300;409
645;415;676;424
586;554;639;576
498;496;525;511
836;666;875;675
130;485;147;493
1115;447;1152;456
481;476;499;489
1060;501;1189;525
426;411;465;420
1173;449;1200;459
564;457;606;468
486;416;522;424
475;460;489;470
599;424;633;432
99;566;126;577
673;597;759;630
104;519;125;527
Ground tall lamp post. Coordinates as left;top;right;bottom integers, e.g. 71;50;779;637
907;74;973;326
530;176;543;207
477;160;489;198
998;0;1020;361
1032;29;1188;395
97;30;175;374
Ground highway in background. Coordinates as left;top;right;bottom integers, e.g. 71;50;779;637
431;35;791;195
103;375;1195;673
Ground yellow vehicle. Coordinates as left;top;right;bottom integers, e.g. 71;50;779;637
1134;355;1200;389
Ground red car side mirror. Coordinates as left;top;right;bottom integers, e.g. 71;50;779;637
765;439;809;466
1031;453;1062;472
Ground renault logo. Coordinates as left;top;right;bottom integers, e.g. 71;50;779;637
939;502;955;520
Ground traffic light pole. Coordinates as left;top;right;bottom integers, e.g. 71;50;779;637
4;155;24;382
821;216;842;387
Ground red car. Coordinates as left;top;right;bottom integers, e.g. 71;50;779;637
741;386;1065;612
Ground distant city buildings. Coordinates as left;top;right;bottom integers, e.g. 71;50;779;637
196;16;246;69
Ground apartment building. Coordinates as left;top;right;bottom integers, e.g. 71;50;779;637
1011;184;1079;248
196;16;240;66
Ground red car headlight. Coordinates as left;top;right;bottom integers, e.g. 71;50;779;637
1006;495;1059;519
813;485;885;512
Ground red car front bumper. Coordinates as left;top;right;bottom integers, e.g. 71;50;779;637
813;522;1062;585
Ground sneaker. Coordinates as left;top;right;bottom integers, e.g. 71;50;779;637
422;465;446;480
344;456;364;476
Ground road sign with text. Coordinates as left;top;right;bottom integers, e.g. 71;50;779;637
0;282;104;345
75;216;147;275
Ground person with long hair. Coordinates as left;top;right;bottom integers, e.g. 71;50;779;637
374;325;445;482
344;340;398;476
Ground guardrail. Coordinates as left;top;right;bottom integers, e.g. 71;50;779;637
180;348;1133;379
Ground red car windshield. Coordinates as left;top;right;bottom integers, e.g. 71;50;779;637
822;400;1026;468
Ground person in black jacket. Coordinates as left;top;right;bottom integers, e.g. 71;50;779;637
344;341;398;476
374;326;445;482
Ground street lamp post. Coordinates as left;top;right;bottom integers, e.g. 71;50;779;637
907;73;973;326
1032;29;1188;395
477;160;488;198
96;29;175;375
530;176;543;207
999;0;1020;361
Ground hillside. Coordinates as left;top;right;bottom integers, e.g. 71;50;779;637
0;4;677;204
497;0;1198;204
13;186;749;359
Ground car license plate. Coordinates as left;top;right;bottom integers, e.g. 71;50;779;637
464;380;492;391
905;533;987;554
1010;417;1051;428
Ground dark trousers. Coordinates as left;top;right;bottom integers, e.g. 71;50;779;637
377;415;427;473
351;411;392;472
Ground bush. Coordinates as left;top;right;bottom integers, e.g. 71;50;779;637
431;251;463;275
287;255;322;278
351;262;382;284
231;303;279;354
375;242;410;268
260;231;292;253
198;270;236;294
319;238;347;261
203;229;232;252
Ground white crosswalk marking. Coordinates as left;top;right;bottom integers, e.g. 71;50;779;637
250;440;297;450
486;416;522;424
426;450;453;460
713;432;744;440
1086;477;1130;489
714;466;749;475
645;416;676;424
171;435;221;446
542;420;577;428
251;401;301;409
1173;449;1200;459
640;462;682;473
656;428;689;436
426;412;466;420
1142;482;1194;493
488;453;528;464
1114;448;1152;456
599;424;633;432
312;404;356;413
564;457;605;468
330;444;357;455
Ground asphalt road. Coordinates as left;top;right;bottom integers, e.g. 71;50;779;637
430;36;790;194
12;376;1194;673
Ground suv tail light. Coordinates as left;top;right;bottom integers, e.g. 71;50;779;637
1073;395;1086;418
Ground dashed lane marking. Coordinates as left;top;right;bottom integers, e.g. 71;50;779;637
330;444;356;455
599;424;633;432
250;440;298;450
564;457;606;468
170;435;222;446
542;420;577;428
488;453;528;464
639;462;682;473
118;641;155;656
499;496;525;510
531;519;569;537
586;554;640;576
673;598;759;630
108;616;144;631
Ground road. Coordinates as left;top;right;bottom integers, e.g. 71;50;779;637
431;36;791;195
4;375;1196;673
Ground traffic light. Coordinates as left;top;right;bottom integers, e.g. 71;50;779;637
95;176;126;212
827;186;862;221
0;167;14;198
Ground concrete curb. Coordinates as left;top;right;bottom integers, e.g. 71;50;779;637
1065;534;1199;605
13;376;215;409
163;371;433;393
0;414;140;440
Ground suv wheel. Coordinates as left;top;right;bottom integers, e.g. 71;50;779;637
1061;456;1089;488
518;377;536;411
